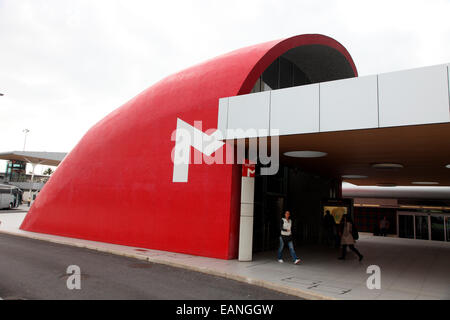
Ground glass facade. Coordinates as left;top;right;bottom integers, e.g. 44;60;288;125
415;215;429;240
446;217;450;242
251;56;311;93
430;215;445;241
398;213;449;241
398;215;414;239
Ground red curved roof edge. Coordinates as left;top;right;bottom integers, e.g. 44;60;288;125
238;34;358;95
20;34;357;260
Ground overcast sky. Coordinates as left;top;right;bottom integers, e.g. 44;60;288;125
1;0;449;174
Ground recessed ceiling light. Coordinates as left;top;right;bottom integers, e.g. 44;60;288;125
372;163;404;169
342;175;368;179
412;182;439;185
376;183;397;187
284;151;327;158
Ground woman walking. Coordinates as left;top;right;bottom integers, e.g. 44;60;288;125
277;211;301;264
338;215;363;261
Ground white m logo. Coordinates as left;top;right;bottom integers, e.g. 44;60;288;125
171;118;225;183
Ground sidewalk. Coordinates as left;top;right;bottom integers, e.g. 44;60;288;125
1;207;449;300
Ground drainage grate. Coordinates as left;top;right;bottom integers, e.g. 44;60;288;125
281;277;352;295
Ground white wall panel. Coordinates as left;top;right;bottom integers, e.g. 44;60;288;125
240;176;255;205
378;65;450;127
270;84;319;135
217;98;228;135
239;176;255;261
240;203;254;217
227;91;270;139
238;216;253;261
447;65;450;105
320;75;379;132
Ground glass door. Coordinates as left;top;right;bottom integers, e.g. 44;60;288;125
446;216;450;242
398;212;449;241
415;215;429;240
430;215;445;241
398;214;414;239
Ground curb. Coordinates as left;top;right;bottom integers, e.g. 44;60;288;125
0;229;334;300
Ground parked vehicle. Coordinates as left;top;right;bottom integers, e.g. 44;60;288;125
0;184;23;209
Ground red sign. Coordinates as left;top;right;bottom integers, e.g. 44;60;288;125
242;163;256;178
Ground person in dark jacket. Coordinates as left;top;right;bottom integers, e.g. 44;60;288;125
277;211;301;264
379;217;390;236
323;210;336;247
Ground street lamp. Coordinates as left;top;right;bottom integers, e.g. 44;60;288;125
23;129;30;151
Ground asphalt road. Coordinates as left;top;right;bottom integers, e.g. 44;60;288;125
0;233;299;300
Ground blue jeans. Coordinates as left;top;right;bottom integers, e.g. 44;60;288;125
277;236;298;261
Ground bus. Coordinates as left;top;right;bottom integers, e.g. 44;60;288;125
0;184;23;209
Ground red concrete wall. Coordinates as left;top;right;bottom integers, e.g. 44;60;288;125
20;34;357;259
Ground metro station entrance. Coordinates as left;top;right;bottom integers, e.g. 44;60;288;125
397;212;450;242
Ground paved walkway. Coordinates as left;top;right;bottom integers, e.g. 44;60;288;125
1;206;449;300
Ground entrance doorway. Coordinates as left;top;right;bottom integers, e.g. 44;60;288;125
397;212;450;242
252;166;287;253
253;195;284;252
251;164;342;254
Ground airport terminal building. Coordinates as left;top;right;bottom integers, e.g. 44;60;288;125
20;34;450;260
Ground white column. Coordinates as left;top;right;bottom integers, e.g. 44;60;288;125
238;170;255;261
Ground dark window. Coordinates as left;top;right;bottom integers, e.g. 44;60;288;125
257;56;311;93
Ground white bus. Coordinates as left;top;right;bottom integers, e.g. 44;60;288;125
0;184;22;209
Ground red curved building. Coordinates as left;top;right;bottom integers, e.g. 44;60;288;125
20;34;358;259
